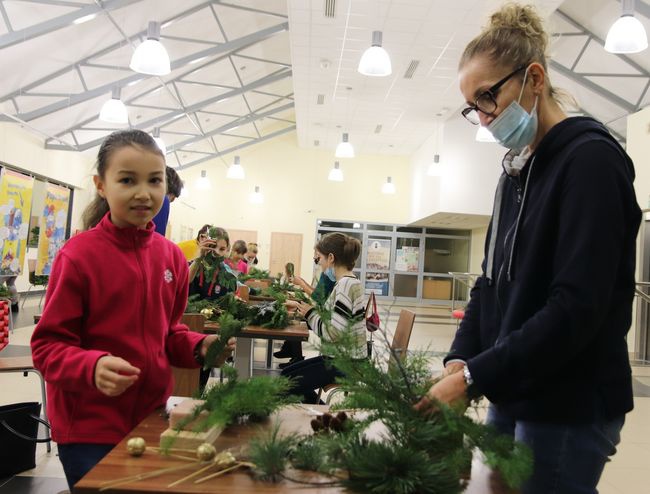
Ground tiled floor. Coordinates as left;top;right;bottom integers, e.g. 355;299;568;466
1;298;648;493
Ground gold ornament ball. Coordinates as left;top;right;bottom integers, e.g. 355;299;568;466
196;443;217;461
126;437;146;457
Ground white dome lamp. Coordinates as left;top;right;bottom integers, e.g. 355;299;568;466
605;0;648;54
99;87;129;124
335;133;355;158
381;176;396;194
358;31;392;76
195;170;211;190
226;155;245;180
427;154;441;176
130;21;171;75
475;126;496;143
151;127;166;153
250;185;264;204
328;161;344;182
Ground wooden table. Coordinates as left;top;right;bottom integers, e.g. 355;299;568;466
75;405;516;493
204;321;309;379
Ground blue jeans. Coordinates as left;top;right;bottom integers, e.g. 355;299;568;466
486;404;624;494
58;443;115;490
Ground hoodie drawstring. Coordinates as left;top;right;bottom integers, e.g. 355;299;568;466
506;156;535;282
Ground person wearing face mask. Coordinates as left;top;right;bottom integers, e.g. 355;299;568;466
414;4;641;493
282;232;366;404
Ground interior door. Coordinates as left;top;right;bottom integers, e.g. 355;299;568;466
269;232;302;279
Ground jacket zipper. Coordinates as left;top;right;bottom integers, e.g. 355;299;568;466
132;235;149;426
494;181;523;344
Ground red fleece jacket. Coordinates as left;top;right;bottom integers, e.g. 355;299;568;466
31;213;205;445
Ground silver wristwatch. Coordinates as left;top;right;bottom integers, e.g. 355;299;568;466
463;366;474;387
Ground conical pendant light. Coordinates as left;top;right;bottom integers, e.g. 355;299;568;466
358;31;392;76
130;21;171;75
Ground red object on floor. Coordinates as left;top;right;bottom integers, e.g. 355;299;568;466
451;309;465;320
0;301;8;352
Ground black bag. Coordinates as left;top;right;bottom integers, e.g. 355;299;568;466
0;402;51;478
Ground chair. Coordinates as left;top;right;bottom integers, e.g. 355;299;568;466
321;309;416;405
21;259;48;309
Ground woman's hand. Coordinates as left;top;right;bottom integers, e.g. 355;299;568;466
285;300;300;312
200;335;236;367
291;276;309;291
94;356;140;397
443;361;465;377
413;371;467;414
294;301;313;318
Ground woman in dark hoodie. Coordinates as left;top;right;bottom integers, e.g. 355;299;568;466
415;4;641;493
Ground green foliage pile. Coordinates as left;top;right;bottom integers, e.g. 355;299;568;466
247;323;533;493
239;267;271;282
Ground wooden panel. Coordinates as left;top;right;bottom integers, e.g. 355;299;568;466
269;232;302;280
225;229;257;245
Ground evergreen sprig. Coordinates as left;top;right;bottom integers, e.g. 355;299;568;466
248;422;295;482
203;313;244;370
238;267;271;281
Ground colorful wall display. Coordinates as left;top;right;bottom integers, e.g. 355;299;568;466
395;246;419;272
0;169;34;276
366;238;391;271
36;183;71;276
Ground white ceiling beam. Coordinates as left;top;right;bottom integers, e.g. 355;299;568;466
2;21;289;122
0;0;143;50
176;125;295;171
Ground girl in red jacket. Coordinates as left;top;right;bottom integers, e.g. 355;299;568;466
30;130;235;490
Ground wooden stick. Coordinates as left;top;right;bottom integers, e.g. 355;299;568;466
194;462;254;484
98;461;199;491
167;461;217;487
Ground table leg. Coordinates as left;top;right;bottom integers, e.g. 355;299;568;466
234;337;252;379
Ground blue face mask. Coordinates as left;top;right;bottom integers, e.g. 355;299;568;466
325;267;336;282
488;68;538;151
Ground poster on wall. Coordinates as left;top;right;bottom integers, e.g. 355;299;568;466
366;238;391;271
365;272;389;296
0;169;34;276
395;246;419;272
36;183;70;276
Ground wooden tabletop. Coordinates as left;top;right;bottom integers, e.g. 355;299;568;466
204;321;309;342
0;355;35;371
75;405;516;494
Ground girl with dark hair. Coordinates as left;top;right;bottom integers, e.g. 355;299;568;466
281;232;365;403
31;130;235;489
225;239;249;275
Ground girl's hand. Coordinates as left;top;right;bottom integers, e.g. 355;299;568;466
94;356;140;397
285;300;300;312
200;335;236;367
197;238;217;257
295;301;313;318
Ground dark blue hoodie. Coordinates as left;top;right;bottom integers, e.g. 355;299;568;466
446;117;641;423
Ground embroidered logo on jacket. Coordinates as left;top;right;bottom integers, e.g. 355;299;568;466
164;269;173;283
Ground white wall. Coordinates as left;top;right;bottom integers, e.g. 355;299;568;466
169;132;413;281
410;114;506;223
0;123;95;291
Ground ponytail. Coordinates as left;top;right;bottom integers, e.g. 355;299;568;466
81;195;109;231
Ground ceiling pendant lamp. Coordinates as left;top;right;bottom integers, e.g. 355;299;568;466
130;21;171;75
605;0;648;54
427;154;441;176
99;87;128;124
475;126;496;143
358;31;392;77
328;161;344;181
250;185;264;204
226;155;245;180
151;127;166;153
335;133;355;158
381;176;396;194
195;170;211;190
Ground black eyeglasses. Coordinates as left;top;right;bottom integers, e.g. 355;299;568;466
461;65;526;125
313;257;321;265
